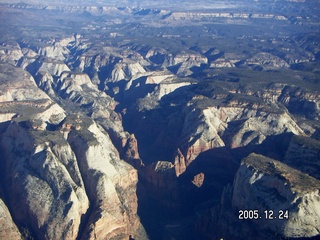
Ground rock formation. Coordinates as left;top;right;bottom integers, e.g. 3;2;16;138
0;63;146;239
244;52;290;69
0;198;21;240
233;154;320;238
67;121;145;240
199;153;320;240
0;1;319;239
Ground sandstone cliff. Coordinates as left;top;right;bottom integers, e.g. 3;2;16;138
1;121;89;240
0;63;146;239
67;121;146;239
0;198;21;240
0;41;23;65
173;99;305;171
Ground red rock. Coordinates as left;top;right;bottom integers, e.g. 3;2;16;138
174;148;186;176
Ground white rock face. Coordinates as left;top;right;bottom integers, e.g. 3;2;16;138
145;72;175;84
0;113;16;123
58;72;98;98
0;63;66;127
37;40;72;61
231;153;320;238
171;52;207;66
111;61;146;82
228;111;305;148
37;61;70;77
124;70;174;92
0;63;50;101
0;60;145;239
177;104;305;167
35;71;55;96
164;11;286;23
72;122;121;179
210;58;236;68
156;80;193;100
0;198;21;240
244;52;290;69
1;122;89;240
22;48;38;58
179;107;227;165
0;116;145;240
278;86;320;121
34;103;66;125
0;41;23;65
50;70;118;118
67;121;145;240
161;51;208;76
58;36;76;47
60;72;96;88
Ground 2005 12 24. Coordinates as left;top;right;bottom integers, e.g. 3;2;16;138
239;210;289;220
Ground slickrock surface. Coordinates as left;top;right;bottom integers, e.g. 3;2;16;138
0;198;21;240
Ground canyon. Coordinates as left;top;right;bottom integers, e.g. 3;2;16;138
0;0;319;239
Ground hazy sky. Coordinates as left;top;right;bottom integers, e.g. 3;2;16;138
0;0;243;10
0;0;316;13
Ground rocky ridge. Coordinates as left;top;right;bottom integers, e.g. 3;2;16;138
0;62;147;239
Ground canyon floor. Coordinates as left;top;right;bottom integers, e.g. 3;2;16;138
0;0;320;239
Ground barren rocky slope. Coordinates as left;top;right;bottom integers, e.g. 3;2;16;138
0;63;147;239
0;1;320;239
0;198;21;239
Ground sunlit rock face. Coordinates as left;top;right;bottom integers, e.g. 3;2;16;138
1;121;89;240
0;63;50;102
231;154;320;238
171;101;305;172
0;41;23;65
0;198;22;240
0;63;146;240
67;122;145;240
0;118;146;239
